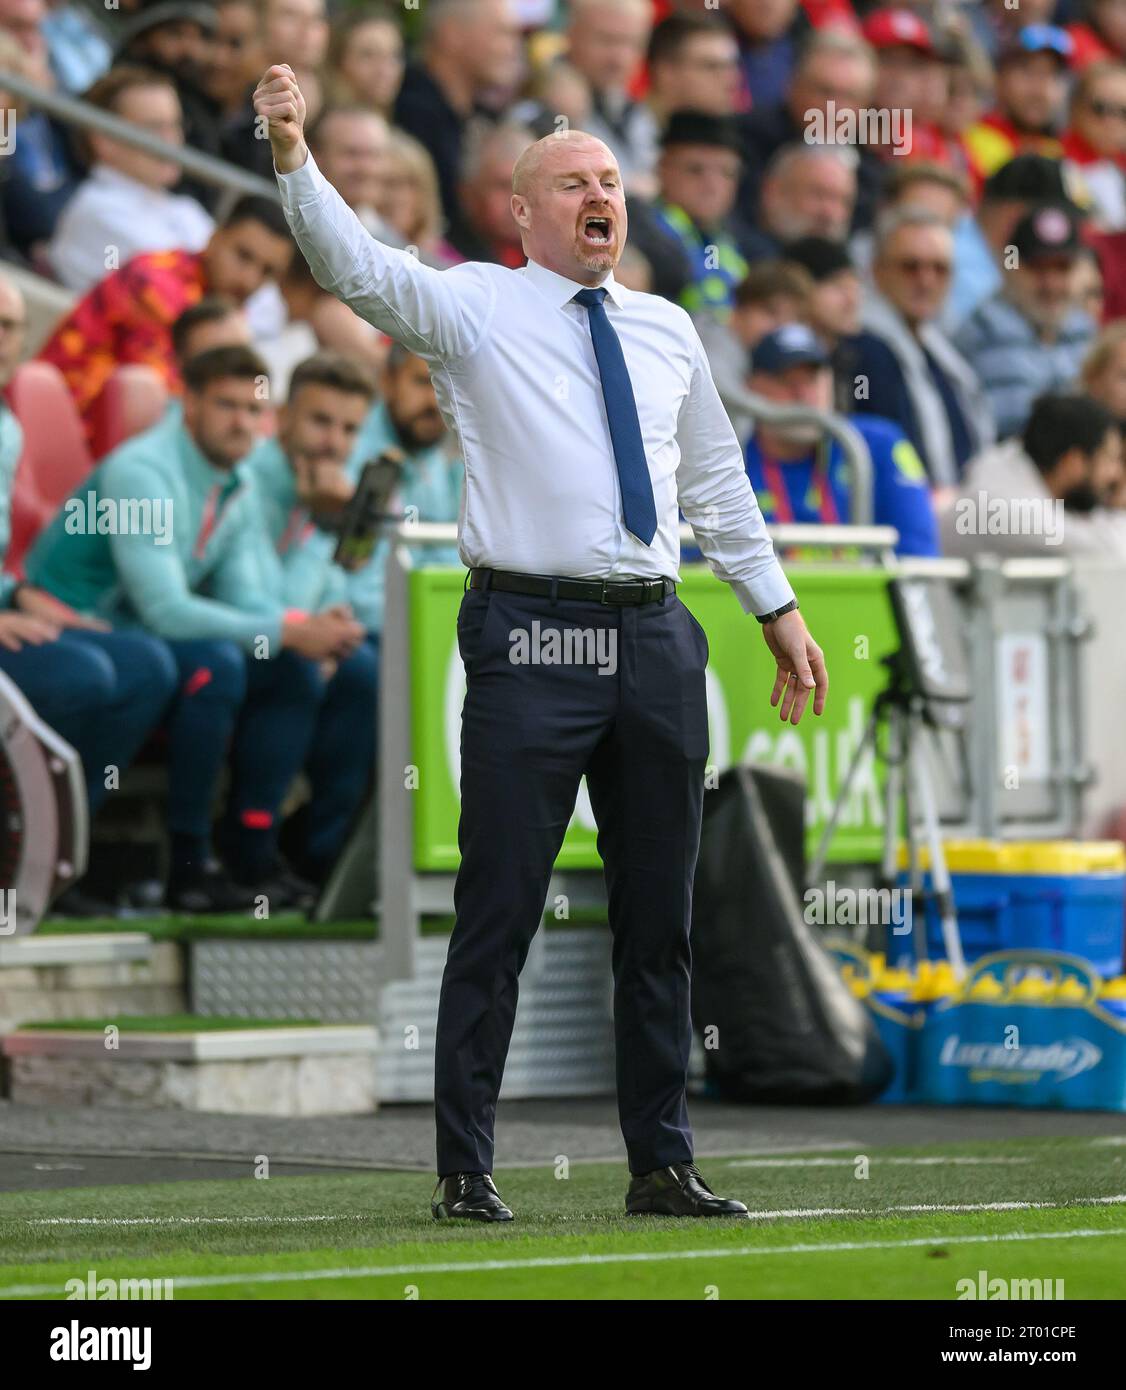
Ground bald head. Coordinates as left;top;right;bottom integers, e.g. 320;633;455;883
511;129;615;199
510;130;628;287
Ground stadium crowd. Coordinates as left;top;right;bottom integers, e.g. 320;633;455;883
1;0;1126;913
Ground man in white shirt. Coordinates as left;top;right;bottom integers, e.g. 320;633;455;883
256;61;827;1223
48;65;214;293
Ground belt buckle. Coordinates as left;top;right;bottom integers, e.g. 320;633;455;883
600;578;610;605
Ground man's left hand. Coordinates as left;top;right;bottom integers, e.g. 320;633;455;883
762;609;828;725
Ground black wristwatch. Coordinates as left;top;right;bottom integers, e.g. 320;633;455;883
756;598;799;625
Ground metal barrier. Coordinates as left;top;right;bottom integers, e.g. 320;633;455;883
0;68;279;209
717;384;875;527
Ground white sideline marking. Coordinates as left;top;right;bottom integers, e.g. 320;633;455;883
14;1193;1126;1227
1;1225;1124;1297
729;1157;1032;1167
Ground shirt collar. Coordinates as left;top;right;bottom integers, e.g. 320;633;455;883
522;259;627;311
180;423;247;498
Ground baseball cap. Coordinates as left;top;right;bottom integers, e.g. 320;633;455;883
861;9;935;57
660;110;743;155
998;24;1074;67
984;153;1076;205
752;324;831;375
1010;202;1083;262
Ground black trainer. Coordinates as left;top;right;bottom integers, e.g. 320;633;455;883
431;1172;514;1222
626;1162;749;1217
165;860;258;914
232;860;318;913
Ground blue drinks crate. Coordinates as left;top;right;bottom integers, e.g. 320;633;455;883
917;950;1126;1111
898;840;1125;977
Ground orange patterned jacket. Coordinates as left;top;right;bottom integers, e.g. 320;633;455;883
37;248;208;451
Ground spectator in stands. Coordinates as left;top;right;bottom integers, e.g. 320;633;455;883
624;14;742;197
47;66;214;294
450;123;532;266
1082;321;1126;426
626;112;747;317
971;0;1058;62
25;346;366;910
784;236;864;413
726;0;803;112
1074;244;1106;323
956;202;1097;439
41;0;111;94
246;352;380;885
940;391;1126;557
306;106;403;245
324;2;404;118
0;271;176;911
850;207;993;484
510;59;593;144
861;8;962;164
202;0;268;177
1068;0;1126;69
172;295;250;367
736;30;880;233
379;129;461;268
964;25;1073;181
37;195;295;452
850;161;972;276
695;258;812;435
564;0;652;192
261;0;329;81
743;323;940;556
393;0;522;247
342;341;463;641
114;0;223;208
1062;61;1126;231
748;144;858;259
0;4;81;263
947;152;1084;329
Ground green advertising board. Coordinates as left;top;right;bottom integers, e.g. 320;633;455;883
409;565;898;869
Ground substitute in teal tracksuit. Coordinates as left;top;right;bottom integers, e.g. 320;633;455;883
0;396;176;827
25;344;364;910
245;351;381;881
344;344;464;636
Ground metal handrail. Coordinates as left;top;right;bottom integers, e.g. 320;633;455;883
717;384;875;527
394;520;899;551
0;68;279;201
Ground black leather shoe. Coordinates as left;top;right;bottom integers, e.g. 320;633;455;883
626;1162;749;1217
431;1171;513;1222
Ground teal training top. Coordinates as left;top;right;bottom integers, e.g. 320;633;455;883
244;435;350;615
25;411;283;652
346;400;463;634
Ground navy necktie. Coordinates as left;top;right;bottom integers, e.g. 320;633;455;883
573;287;658;546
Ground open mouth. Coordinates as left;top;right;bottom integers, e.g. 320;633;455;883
581;215;613;247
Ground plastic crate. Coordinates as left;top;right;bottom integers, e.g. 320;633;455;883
898;840;1125;977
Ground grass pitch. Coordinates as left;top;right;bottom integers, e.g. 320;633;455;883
1;1135;1124;1299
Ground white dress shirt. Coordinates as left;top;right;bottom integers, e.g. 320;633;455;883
276;151;794;616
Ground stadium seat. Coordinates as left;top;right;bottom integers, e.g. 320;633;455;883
2;362;93;573
5;361;92;509
89;365;170;460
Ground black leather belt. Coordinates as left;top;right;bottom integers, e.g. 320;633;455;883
468;567;675;606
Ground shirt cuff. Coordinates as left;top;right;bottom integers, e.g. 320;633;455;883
275;149;322;208
729;563;796;619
